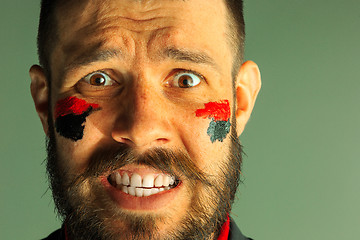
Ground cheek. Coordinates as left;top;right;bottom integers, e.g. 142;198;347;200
195;100;231;143
54;96;100;141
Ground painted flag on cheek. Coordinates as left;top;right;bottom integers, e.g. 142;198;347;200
195;100;231;143
54;96;100;141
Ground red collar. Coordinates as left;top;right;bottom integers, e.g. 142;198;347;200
217;215;230;240
64;224;69;240
65;216;231;240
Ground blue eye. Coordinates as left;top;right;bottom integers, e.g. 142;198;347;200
83;72;115;86
172;71;202;88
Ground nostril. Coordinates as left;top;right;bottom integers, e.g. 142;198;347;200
156;138;169;144
111;136;135;146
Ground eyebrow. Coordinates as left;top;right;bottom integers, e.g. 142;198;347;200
63;48;122;74
163;47;220;72
62;45;220;79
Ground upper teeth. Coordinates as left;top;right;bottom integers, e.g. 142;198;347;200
109;172;176;197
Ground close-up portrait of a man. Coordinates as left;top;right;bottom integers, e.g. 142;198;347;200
29;0;261;239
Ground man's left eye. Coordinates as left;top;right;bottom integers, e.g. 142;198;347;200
171;71;203;88
83;72;116;86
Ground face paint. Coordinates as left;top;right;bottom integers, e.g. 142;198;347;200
54;96;100;141
195;100;231;143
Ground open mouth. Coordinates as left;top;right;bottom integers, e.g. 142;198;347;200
107;171;180;197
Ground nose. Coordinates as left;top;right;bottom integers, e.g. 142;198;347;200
111;79;173;149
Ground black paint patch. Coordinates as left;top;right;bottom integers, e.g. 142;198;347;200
55;108;93;141
207;119;231;143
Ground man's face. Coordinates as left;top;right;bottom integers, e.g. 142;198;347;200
30;0;261;239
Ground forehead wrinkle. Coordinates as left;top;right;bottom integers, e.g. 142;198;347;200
53;0;229;82
58;13;177;63
70;3;178;35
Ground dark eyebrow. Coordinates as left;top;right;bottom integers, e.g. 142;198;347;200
63;48;122;74
163;47;221;72
61;45;220;79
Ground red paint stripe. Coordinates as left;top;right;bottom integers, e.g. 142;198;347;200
195;100;230;121
54;96;100;118
64;223;69;240
217;215;230;240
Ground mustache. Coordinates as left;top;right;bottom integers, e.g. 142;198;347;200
71;144;212;187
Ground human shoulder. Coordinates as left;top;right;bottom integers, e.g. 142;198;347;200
41;227;65;240
229;218;254;240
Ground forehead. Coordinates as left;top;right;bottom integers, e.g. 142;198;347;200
51;0;231;81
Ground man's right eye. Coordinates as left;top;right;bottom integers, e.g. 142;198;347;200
165;70;204;89
83;72;116;86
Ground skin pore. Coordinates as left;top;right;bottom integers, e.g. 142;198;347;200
29;0;261;239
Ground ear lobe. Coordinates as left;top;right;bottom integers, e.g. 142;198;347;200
29;65;50;135
235;61;261;135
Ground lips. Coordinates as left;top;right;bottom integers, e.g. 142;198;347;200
107;171;178;197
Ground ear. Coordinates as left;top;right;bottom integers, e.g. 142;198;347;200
235;61;261;136
29;65;50;136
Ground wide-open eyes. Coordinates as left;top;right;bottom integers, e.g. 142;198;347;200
75;69;204;98
83;72;116;86
169;70;203;88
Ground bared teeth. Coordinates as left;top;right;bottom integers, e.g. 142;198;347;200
108;171;178;197
154;175;163;187
130;173;142;187
128;187;136;196
169;176;175;185
135;188;143;197
143;175;154;188
122;185;128;194
163;175;170;186
122;173;130;185
115;172;122;185
151;188;159;195
143;189;152;197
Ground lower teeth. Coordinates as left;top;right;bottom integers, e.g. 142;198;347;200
116;185;173;197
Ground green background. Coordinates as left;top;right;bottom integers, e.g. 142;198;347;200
1;0;359;239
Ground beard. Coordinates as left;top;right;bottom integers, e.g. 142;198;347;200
46;116;243;240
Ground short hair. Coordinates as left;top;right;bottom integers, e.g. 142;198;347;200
37;0;57;79
224;0;245;71
37;0;245;81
